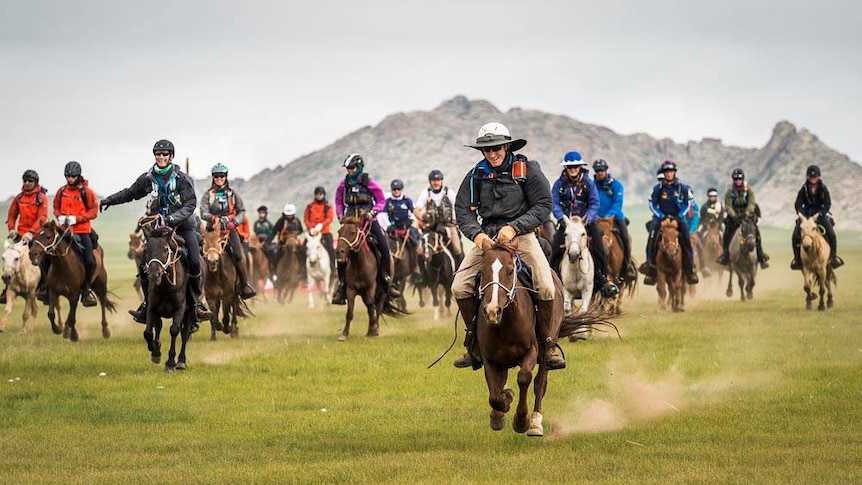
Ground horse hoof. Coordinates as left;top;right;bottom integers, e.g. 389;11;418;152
102;329;111;339
513;416;529;434
338;334;347;342
725;290;732;298
151;354;161;364
490;411;506;431
70;331;79;343
818;305;825;311
175;362;187;370
827;300;834;309
527;412;544;437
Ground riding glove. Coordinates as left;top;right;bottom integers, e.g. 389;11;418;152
497;225;517;243
473;233;493;251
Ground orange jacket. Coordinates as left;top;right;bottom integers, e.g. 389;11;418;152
7;184;48;235
304;199;334;235
53;178;98;234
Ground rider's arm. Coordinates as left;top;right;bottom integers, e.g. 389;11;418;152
166;175;198;226
367;179;386;214
6;196;19;231
232;191;247;224
551;179;565;221
79;187;99;223
334;181;345;219
724;190;737;219
610;180;624;218
648;186;664;219
820;183;832;215
52;188;63;218
454;172;483;241
102;173;151;207
585;178;599;225
198;189;213;223
744;189;757;218
508;161;552;235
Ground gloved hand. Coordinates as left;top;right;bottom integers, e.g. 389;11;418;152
225;222;237;231
314;223;323;233
166;215;176;226
473;233;493;251
21;232;33;244
364;211;375;221
99;199;110;212
58;215;67;226
6;232;16;240
67;215;77;226
220;216;231;226
497;225;517;243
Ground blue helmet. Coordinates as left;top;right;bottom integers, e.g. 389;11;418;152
560;151;588;168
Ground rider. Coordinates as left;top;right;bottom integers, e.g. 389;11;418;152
592;158;637;282
684;189;710;277
384;179;421;284
639;160;699;286
414;169;464;267
253;205;274;244
53;161;99;307
791;164;843;270
3;170;48;304
303;186;336;274
451;121;565;371
332;153;401;305
550;152;619;298
101;139;211;322
717;168;769;269
697;187;725;238
199;163;257;300
270;203;305;276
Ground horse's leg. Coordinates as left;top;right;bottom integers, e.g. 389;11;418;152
726;267;734;298
802;268;814;310
826;268;834;309
65;296;79;342
221;298;231;334
444;284;452;316
209;298;220;341
307;274;316;309
513;352;538;433
485;365;512;431
339;290;355;341
92;276;111;339
25;293;38;334
737;270;746;302
1;288;13;332
657;274;667;311
144;313;162;364
365;291;379;337
432;280;441;321
165;308;184;371
175;309;192;370
746;270;755;301
528;363;549;437
816;268;826;311
230;302;239;338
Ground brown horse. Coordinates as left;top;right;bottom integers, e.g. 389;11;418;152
247;235;271;300
274;233;302;304
28;220;115;341
655;218;685;312
388;228;417;311
596;217;637;315
701;220;724;283
419;230;454;321
335;216;404;341
475;241;607;436
139;222;194;369
127;230;146;300
202;219;244;340
798;213;835;310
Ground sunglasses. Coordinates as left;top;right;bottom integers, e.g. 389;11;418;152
213;174;227;179
154;151;172;157
23;179;36;183
480;145;505;154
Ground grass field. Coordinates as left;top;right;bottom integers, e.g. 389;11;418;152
1;206;861;484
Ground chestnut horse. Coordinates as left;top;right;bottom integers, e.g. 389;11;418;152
656;217;686;312
335;216;405;341
596;216;637;315
798;213;835;310
247;235;271;300
202;219;245;340
475;241;608;436
127;230;146;300
28;220;115;341
140;222;194;370
274;233;302;304
701;220;724;283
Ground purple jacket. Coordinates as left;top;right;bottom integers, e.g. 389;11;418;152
335;177;386;218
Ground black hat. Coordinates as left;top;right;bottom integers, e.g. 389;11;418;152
257;205;268;212
806;165;821;177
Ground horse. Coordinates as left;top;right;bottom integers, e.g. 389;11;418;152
726;216;757;302
2;240;40;333
28;220;115;341
127;230;146;300
247;235;271;300
139;222;194;370
595;216;637;315
305;231;332;309
559;215;594;315
335;215;405;341
201;219;244;340
655;217;686;312
798;213;835;310
273;232;303;304
419;230;454;321
474;240;608;436
701;220;724;283
388;228;417;311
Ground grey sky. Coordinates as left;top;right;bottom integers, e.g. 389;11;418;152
3;0;860;199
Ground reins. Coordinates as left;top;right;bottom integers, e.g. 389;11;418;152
32;225;73;257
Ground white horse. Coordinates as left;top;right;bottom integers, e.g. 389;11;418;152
305;231;332;308
2;239;41;333
560;215;594;315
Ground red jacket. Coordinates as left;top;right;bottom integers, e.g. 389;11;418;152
304;199;335;235
54;178;98;234
6;184;49;235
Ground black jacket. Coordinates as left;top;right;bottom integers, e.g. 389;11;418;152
455;155;552;240
795;180;831;218
103;164;198;231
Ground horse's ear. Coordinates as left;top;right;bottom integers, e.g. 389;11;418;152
797;212;805;222
3;239;11;250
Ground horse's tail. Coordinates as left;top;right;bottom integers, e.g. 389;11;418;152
235;298;254;318
100;289;118;314
381;294;410;318
558;307;620;340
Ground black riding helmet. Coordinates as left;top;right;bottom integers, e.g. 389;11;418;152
64;161;82;177
390;179;404;190
428;169;444;181
22;169;39;183
343;153;364;170
592;159;609;172
732;168;745;180
314;186;326;196
807;165;821;177
257;205;268;212
153;139;175;155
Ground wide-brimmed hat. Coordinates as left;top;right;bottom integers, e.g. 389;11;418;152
465;122;527;152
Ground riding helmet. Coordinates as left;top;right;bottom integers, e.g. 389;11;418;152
806;165;821;177
314;186;326;196
660;160;677;172
592;159;609;172
343;153;364;170
153;139;175;155
390;179;404;190
428;170;444;181
732;168;745;180
64;161;82;177
211;162;229;176
22;169;39;183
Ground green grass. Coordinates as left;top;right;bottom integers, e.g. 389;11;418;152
1;207;861;484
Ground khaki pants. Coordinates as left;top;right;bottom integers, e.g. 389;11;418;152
442;223;463;256
451;232;555;300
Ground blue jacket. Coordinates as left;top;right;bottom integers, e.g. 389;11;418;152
650;179;693;220
552;170;599;224
385;196;414;229
685;200;700;234
594;173;626;221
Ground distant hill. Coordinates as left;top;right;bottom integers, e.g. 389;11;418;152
174;96;862;231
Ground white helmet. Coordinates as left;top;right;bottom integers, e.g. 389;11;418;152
283;203;296;216
466;121;527;152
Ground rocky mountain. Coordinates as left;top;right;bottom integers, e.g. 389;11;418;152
226;96;862;230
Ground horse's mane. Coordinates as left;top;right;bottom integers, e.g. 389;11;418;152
660;217;678;229
489;240;518;254
341;216;363;225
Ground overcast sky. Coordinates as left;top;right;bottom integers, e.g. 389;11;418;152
3;0;860;199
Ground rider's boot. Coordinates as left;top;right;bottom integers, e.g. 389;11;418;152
642;259;657;286
35;260;49;303
683;250;699;285
453;297;482;369
828;238;844;268
80;263;97;307
622;255;637;282
189;274;211;325
129;287;148;324
756;233;770;269
790;242;802;270
536;299;566;370
716;251;730;266
332;262;347;305
235;259;257;300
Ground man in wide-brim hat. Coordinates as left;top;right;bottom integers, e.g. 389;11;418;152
450;121;566;371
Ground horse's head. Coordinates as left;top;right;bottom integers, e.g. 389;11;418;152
202;219;227;272
596;217;615;248
563;215;588;263
127;231;145;260
28;220;61;266
336;217;366;262
478;240;519;326
420;231;441;263
2;241;28;285
798;213;822;254
282;233;300;253
659;217;680;258
145;227;182;286
739;217;757;252
306;232;323;265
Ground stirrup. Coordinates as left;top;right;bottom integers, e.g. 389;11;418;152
194;303;211;321
543;344;566;370
129;302;147;324
830;256;844;268
80;289;98;307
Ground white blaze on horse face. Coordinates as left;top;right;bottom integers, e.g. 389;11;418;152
487;258;503;318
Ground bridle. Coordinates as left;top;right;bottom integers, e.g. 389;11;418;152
659;223;679;259
146;236;183;286
31;225;73;257
203;232;229;261
338;218;370;253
